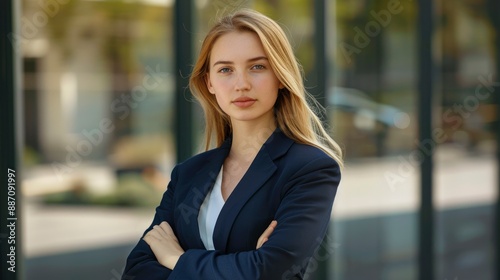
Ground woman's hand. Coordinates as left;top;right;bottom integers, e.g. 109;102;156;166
256;220;277;249
143;221;185;270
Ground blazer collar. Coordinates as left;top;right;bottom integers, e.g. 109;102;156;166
260;127;294;160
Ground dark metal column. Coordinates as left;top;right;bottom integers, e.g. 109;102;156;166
174;0;194;163
488;1;500;278
310;0;329;279
1;0;22;279
495;44;500;280
417;0;434;279
495;47;500;280
486;2;500;279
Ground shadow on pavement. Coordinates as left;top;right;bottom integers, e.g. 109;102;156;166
25;243;136;280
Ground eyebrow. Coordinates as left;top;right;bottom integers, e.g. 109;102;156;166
212;56;268;68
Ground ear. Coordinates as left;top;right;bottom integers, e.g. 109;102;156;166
278;82;285;90
205;74;215;94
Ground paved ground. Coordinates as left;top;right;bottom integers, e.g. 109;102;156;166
21;200;152;280
22;200;153;258
24;243;134;280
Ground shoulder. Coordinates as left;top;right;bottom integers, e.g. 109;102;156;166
275;142;341;198
179;148;219;165
286;142;339;168
270;140;341;186
287;142;332;160
166;147;225;188
176;148;224;170
264;129;340;172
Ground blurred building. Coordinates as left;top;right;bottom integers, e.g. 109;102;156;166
21;0;176;197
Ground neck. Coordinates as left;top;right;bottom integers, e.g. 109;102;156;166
229;118;276;162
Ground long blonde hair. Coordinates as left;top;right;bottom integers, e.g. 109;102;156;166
189;9;343;167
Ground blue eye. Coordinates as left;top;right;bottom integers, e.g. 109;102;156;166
218;67;231;73
252;64;265;70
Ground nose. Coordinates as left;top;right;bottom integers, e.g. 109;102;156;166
234;72;251;92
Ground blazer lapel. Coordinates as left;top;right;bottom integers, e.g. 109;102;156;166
176;139;230;249
212;129;294;251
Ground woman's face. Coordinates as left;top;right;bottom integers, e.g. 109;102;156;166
206;31;281;126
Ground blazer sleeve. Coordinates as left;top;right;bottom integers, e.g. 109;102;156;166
121;165;179;280
167;157;341;280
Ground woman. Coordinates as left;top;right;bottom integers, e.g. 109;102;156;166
122;8;343;280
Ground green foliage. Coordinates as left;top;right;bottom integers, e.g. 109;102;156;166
23;146;41;167
43;0;79;43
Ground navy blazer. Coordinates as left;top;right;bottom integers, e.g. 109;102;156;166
122;129;341;280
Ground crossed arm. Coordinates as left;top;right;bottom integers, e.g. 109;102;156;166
143;220;278;270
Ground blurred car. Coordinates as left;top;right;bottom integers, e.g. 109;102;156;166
327;87;410;157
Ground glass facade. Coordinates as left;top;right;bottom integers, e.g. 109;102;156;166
329;1;419;279
434;0;497;279
20;1;176;279
5;0;497;279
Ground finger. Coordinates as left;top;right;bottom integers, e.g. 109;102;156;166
154;224;170;239
143;232;158;245
259;238;268;247
159;221;172;234
144;225;165;242
159;222;178;240
269;220;277;229
257;220;277;249
262;220;277;237
256;236;267;249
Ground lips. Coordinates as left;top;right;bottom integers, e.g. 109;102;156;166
232;97;256;108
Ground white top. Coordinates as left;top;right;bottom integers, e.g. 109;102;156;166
198;167;225;250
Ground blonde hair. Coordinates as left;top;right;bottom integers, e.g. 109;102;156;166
189;9;343;168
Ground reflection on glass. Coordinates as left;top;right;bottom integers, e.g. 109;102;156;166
435;0;497;279
22;0;174;279
329;0;419;279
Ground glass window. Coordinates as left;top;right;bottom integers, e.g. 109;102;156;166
329;0;419;279
435;0;497;279
22;0;174;278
